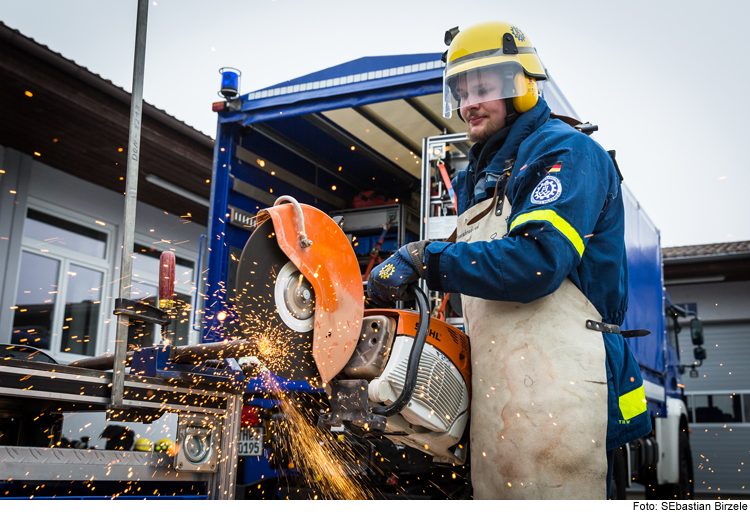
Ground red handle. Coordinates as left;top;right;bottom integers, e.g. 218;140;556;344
159;251;176;309
437;162;457;211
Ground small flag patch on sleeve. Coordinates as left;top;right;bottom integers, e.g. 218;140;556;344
548;161;563;173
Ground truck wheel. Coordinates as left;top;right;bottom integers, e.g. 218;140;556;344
644;431;693;499
677;431;694;499
609;446;627;500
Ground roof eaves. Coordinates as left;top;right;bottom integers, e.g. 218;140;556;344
662;240;750;263
0;21;214;148
663;253;748;263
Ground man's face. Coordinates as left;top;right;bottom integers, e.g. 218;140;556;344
456;71;508;143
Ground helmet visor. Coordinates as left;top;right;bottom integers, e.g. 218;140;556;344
443;61;527;118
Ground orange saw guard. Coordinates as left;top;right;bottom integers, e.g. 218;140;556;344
258;202;364;385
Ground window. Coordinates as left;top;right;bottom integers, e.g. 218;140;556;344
132;244;194;285
25;209;107;258
60;265;104;356
665;309;679;353
128;243;195;348
226;246;243;306
13;207;111;357
12;252;59;350
687;393;745;423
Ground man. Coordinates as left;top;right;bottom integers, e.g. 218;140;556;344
368;21;651;499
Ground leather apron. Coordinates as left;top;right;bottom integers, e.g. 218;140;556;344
456;183;608;500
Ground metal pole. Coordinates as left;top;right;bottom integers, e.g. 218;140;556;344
213;392;243;500
111;0;149;410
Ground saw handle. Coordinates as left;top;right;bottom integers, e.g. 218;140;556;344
370;283;430;417
274;195;313;248
158;251;176;309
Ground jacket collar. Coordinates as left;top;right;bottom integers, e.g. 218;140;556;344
464;98;551;207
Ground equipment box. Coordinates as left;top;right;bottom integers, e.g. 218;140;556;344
329;204;420;275
329;204;420;238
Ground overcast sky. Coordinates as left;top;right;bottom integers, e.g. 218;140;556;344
2;0;748;247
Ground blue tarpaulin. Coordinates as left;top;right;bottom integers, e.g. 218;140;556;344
220;54;445;125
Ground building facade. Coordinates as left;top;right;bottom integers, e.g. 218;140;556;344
665;241;750;495
0;22;213;365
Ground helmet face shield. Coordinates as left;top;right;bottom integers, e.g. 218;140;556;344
443;61;527;118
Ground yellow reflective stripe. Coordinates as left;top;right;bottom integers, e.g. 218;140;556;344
619;385;647;421
509;209;585;258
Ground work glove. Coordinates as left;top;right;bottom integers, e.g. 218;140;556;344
367;240;429;304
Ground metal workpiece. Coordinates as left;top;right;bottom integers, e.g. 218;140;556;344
0;446;200;482
171;340;256;363
67;340;257;371
128;346;246;391
67;353;134;370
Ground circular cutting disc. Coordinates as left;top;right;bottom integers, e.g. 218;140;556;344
234;218;320;385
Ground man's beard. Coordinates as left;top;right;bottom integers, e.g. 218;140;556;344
468;122;502;144
466;114;506;144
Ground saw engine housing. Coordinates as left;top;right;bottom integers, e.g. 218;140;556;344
345;311;471;464
238;197;471;464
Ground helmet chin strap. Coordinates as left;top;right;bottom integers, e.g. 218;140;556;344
504;98;519;127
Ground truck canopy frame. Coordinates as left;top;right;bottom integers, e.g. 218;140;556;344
204;53;577;330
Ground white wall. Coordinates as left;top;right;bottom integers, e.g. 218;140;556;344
0;146;32;343
2;147;207;361
667;280;750;323
27;155;206;258
2;148;209;449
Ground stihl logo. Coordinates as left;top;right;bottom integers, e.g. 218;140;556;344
414;322;441;342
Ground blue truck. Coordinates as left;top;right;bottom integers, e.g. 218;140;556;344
617;183;702;499
203;53;703;499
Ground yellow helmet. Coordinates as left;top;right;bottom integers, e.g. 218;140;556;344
443;22;547;118
134;438;153;452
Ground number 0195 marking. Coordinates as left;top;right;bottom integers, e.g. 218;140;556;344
238;427;264;457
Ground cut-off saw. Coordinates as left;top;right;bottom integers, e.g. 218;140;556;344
234;196;471;464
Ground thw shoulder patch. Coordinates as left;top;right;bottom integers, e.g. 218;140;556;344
530;161;563;204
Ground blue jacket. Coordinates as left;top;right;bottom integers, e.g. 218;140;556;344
424;98;651;450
